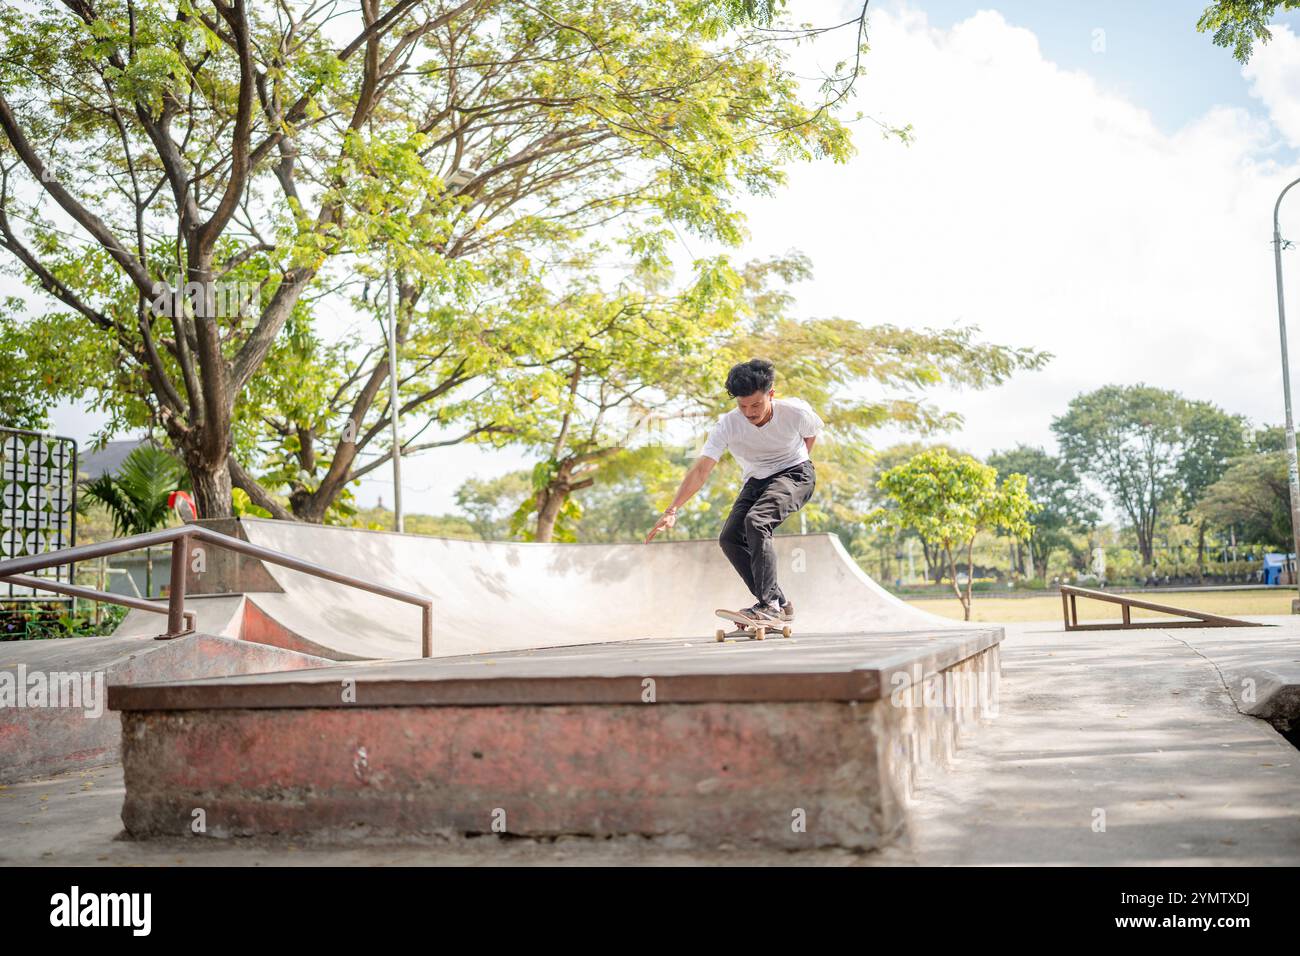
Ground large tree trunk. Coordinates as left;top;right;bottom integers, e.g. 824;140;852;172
187;457;234;521
964;540;975;621
922;539;940;583
534;488;567;543
944;545;970;620
1196;521;1207;581
1137;527;1155;566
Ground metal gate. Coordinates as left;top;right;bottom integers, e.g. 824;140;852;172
1;427;77;601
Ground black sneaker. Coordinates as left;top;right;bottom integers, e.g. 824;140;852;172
780;601;794;622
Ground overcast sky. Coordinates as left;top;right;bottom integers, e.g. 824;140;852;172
39;0;1300;514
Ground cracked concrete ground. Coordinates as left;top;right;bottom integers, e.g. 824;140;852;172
903;620;1300;865
2;619;1297;866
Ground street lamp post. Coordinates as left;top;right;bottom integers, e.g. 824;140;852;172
1270;177;1300;611
375;166;475;536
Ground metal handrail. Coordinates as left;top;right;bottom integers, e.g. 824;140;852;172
1;573;197;632
0;524;435;656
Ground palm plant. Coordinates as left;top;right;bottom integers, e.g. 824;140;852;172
81;446;187;535
80;447;188;597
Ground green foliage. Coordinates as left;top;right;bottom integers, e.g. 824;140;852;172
0;301;138;435
870;448;1037;618
873;449;1036;550
1197;0;1300;61
986;444;1100;578
78;445;187;536
709;0;784;28
0;601;127;641
1252;424;1288;453
1176;401;1248;521
1053;386;1248;565
230;487;273;520
0;0;859;519
346;506;479;539
1195;452;1292;549
455;472;535;540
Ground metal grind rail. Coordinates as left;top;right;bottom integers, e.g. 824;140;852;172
0;524;435;657
1059;584;1266;631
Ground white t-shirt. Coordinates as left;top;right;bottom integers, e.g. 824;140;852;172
700;397;825;482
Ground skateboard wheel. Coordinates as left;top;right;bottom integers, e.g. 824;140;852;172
754;628;765;640
715;629;726;642
782;626;792;638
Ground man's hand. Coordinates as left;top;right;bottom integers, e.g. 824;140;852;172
645;508;678;543
645;458;713;542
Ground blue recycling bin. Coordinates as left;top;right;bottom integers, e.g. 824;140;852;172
1263;552;1296;585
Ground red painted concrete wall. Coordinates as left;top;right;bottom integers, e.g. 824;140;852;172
118;644;1000;849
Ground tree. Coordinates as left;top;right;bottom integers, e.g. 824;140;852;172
351;505;478;539
482;259;742;542
454;471;533;541
1176;401;1248;570
1053;385;1189;566
1195;452;1292;549
871;448;1036;621
1252;424;1288;453
570;465;669;544
0;327;57;431
987;445;1099;580
864;441;968;582
1197;1;1300;61
0;0;855;520
503;250;1048;543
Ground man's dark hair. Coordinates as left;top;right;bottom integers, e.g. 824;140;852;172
725;358;776;398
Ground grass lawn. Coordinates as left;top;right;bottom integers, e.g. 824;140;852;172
907;589;1295;623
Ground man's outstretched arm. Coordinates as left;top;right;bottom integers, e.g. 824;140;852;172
645;456;717;542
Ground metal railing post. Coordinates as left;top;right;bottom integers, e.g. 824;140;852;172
165;533;190;638
421;604;433;658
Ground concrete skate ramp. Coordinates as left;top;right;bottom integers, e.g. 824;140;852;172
231;518;954;660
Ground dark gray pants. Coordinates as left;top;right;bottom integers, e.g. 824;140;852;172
718;460;815;607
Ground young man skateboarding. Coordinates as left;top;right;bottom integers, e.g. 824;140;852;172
645;358;823;625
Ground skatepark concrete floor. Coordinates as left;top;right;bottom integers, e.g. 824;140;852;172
3;620;1298;866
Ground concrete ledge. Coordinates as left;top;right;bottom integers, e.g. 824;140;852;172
114;631;1001;849
108;628;1000;708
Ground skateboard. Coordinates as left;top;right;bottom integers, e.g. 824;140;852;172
714;608;793;642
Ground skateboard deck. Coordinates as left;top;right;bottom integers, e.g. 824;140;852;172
714;608;793;642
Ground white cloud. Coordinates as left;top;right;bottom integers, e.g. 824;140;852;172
738;4;1295;463
1244;23;1300;147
